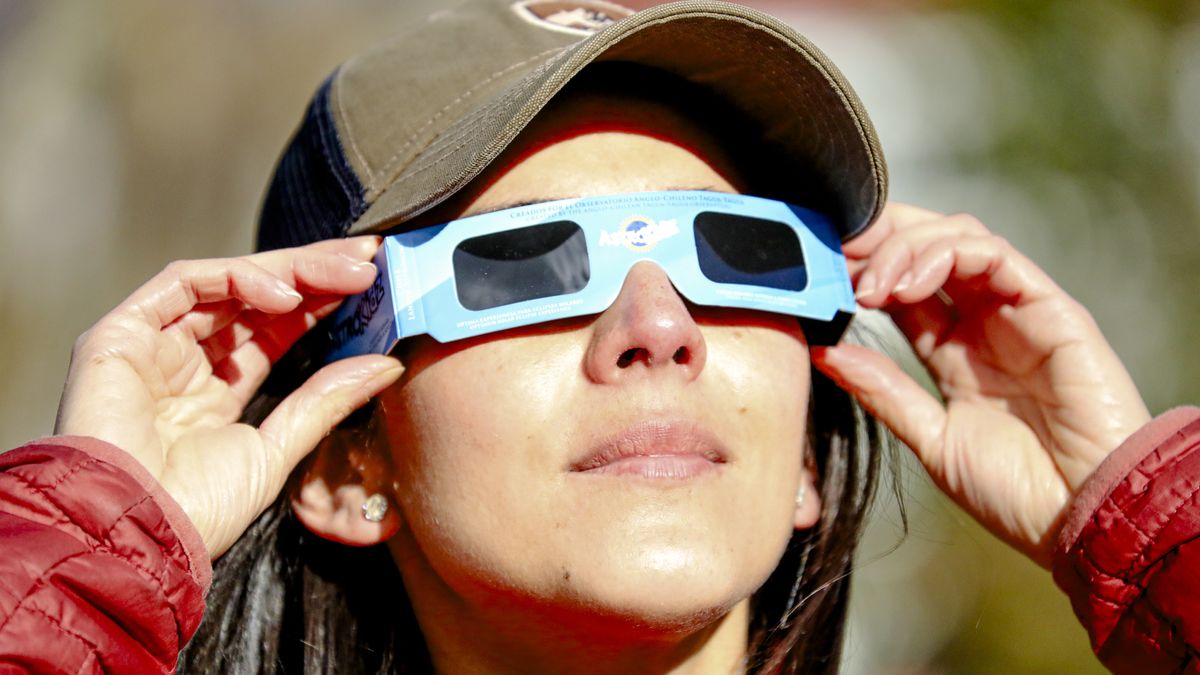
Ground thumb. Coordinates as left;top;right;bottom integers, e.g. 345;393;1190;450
258;355;404;478
811;343;948;473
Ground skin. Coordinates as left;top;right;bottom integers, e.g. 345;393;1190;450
818;207;1150;566
369;96;820;675
54;77;1151;675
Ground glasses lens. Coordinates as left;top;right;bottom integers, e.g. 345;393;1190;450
693;212;807;291
452;220;590;311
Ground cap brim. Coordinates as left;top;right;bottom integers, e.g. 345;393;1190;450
348;1;886;241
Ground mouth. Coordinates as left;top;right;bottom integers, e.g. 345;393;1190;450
569;420;728;480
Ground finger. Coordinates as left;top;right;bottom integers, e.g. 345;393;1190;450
257;355;404;473
249;235;381;267
201;294;340;365
248;238;381;296
167;242;381;347
843;202;947;259
886;294;958;362
213;296;346;404
894;234;1060;309
201;315;260;369
126;258;304;329
881;233;1071;371
168;299;246;342
811;343;948;473
853;216;990;306
291;251;378;296
238;249;378;297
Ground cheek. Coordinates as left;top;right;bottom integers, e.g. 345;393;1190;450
383;338;585;591
705;323;811;457
701;324;812;555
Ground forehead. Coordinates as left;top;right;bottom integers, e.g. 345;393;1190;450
400;63;794;233
454;72;757;219
461;134;742;219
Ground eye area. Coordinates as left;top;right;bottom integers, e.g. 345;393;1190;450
452;220;591;311
693;212;807;292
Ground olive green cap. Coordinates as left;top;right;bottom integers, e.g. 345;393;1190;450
257;0;887;251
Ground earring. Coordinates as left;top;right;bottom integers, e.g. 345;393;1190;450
361;493;388;522
795;483;807;508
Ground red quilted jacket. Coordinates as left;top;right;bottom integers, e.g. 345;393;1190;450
1;410;1199;673
0;437;209;673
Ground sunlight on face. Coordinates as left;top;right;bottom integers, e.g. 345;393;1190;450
381;89;814;635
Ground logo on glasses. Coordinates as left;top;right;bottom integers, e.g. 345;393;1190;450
598;216;679;252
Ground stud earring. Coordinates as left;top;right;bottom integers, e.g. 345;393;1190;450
361;494;388;522
795;484;807;508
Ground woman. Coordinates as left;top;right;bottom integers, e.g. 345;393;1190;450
2;2;1196;673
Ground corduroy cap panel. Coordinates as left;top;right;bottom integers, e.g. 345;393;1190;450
345;2;886;240
330;2;586;200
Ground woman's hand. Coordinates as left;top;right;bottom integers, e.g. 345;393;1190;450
812;203;1151;566
54;237;403;558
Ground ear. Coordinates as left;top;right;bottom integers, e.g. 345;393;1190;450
793;454;822;530
290;423;402;546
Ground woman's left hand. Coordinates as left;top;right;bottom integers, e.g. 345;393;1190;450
812;203;1151;567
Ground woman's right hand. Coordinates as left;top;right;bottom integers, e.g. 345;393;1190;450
54;237;404;558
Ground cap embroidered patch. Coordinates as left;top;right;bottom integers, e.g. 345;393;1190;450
511;0;634;36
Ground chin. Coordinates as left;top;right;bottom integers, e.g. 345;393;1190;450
549;544;770;637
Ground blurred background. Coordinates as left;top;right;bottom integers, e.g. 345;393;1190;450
1;0;1196;672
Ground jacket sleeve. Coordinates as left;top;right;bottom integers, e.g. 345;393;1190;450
0;436;211;674
1054;406;1200;674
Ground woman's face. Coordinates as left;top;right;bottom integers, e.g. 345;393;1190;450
379;91;816;632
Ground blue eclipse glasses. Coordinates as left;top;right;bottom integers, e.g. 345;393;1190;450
325;191;856;361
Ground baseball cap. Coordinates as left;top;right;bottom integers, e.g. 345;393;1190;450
256;0;887;252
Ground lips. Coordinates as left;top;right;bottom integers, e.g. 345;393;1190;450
570;420;728;478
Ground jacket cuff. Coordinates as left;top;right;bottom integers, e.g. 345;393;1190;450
1055;406;1200;556
1051;405;1200;669
27;435;213;593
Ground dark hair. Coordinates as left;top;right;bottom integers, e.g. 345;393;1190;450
181;62;899;674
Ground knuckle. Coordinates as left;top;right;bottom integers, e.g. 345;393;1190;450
162;259;195;276
230;257;261;274
296;253;334;286
946;212;989;234
222;258;256;282
229;422;264;447
72;321;125;357
985;234;1012;252
878;234;913;260
71;326;97;354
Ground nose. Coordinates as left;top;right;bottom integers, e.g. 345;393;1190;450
584;261;707;384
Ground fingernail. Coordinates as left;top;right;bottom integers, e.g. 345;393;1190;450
855;271;877;299
370;363;405;388
893;272;913;294
275;280;303;301
339;254;377;273
357;235;383;255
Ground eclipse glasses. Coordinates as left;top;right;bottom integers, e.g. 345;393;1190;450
325;191;856;361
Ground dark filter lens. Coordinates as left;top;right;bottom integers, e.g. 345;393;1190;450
693;212;807;291
452;221;590;311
